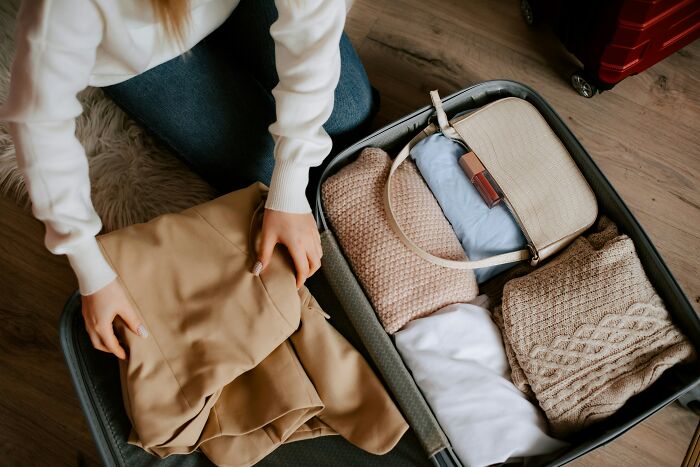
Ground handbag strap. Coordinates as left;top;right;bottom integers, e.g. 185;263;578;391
382;92;531;270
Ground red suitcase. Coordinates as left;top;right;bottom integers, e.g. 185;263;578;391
521;0;700;97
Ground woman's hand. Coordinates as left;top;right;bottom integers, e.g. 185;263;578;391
255;209;322;288
81;279;148;359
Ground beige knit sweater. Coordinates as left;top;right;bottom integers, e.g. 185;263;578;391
322;147;478;333
496;218;695;437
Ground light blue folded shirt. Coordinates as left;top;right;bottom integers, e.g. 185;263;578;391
410;133;527;283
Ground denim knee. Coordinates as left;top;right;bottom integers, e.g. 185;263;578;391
323;34;376;138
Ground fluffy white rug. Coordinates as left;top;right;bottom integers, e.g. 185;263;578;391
0;0;215;232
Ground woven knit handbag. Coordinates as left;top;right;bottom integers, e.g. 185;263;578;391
384;91;598;270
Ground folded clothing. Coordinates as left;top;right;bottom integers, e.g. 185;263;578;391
395;297;567;466
98;183;408;466
498;218;696;437
410;133;527;283
322;147;478;333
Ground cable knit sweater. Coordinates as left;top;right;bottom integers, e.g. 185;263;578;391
495;218;695;436
0;0;348;294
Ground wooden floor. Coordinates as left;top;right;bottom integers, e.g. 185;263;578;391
1;0;698;466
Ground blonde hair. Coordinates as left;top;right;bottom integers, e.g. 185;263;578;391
150;0;191;46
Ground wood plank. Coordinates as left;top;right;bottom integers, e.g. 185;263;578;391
0;196;100;467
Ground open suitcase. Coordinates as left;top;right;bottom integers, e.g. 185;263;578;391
60;80;700;466
313;80;700;466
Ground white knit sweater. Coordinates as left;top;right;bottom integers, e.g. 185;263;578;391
0;0;347;294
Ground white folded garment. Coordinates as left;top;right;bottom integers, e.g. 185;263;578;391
394;298;566;466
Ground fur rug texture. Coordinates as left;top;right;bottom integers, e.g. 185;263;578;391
0;0;215;232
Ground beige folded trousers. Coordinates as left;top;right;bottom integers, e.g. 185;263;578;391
96;183;408;466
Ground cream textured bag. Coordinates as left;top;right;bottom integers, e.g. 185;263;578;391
385;91;598;269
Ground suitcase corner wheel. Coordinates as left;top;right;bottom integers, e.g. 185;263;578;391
518;1;600;99
570;71;599;98
679;384;700;416
520;0;536;26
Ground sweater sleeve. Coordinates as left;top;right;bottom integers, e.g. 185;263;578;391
265;0;346;213
0;0;116;295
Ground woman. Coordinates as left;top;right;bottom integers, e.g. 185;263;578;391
0;0;375;359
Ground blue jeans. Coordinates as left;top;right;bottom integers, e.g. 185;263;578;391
104;0;376;194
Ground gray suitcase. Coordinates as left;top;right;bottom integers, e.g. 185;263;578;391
313;80;700;466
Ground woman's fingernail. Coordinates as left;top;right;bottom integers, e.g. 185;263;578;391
137;324;149;338
252;260;263;276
